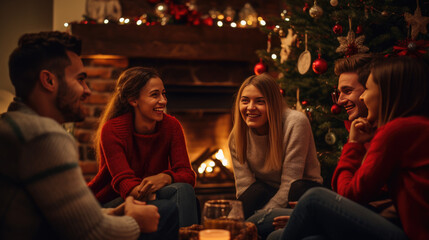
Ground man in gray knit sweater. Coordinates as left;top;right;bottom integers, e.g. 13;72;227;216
0;31;178;239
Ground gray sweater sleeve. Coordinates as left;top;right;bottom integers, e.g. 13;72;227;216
263;110;321;209
21;133;140;239
229;136;256;198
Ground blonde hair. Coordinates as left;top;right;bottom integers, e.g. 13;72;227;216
94;67;160;162
370;56;429;127
229;73;285;171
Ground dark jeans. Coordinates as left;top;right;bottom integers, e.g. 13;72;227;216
104;183;198;227
238;181;277;219
104;198;179;240
239;179;322;220
272;187;407;240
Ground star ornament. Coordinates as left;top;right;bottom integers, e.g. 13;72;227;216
404;6;429;40
336;30;369;57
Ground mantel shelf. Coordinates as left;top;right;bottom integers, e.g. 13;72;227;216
70;24;266;62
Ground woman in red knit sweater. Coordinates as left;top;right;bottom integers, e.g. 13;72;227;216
269;56;429;240
88;67;198;227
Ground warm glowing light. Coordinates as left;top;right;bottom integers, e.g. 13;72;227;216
275;25;280;29
206;166;213;173
230;22;237;28
240;20;247;26
217;14;224;20
247;20;253;26
259;20;266;26
285;17;290;21
221;159;228;166
208;160;215;167
64;22;69;27
257;17;263;21
124;18;130;24
136;20;142;25
119;17;125;23
104;19;109;24
157;5;165;11
201;163;207;169
271;54;277;59
215;149;225;160
198;167;205;174
217;21;223;27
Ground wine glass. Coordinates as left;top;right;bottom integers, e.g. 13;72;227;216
202;200;245;239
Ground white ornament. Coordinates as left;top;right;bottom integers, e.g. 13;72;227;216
280;29;297;63
297;33;311;75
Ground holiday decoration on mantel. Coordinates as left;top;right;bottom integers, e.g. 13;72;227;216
75;1;265;28
404;0;429;40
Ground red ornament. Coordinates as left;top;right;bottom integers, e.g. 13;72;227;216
303;3;310;12
202;15;213;26
356;25;363;34
333;24;343;35
254;59;267;75
301;100;308;105
331;104;341;114
312;54;328;74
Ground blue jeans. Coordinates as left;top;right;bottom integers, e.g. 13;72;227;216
269;187;407;240
247;208;293;240
157;183;199;227
103;183;198;228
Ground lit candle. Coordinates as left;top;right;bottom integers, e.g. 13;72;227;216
199;229;230;240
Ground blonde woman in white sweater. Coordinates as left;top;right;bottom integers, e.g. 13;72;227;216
228;73;322;238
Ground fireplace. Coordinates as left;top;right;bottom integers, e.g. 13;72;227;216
71;24;266;202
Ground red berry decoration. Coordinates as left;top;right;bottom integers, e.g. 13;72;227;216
333;24;343;35
254;59;267;75
356;25;363;34
303;3;310;12
331;104;341;114
312;54;328;74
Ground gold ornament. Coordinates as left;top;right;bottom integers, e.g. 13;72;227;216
404;6;429;40
309;1;323;19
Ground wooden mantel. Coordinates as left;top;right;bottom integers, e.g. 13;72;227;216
70;23;267;62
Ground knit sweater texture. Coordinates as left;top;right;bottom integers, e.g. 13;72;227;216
229;108;323;209
332;116;429;240
0;101;140;240
88;112;196;204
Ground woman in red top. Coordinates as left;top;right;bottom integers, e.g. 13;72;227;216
88;67;198;227
270;56;429;240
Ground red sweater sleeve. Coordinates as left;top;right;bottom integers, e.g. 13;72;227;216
162;117;196;186
332;124;401;204
100;121;141;199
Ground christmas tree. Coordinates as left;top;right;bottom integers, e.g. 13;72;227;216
255;0;429;187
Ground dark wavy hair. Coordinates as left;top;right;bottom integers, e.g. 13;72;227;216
8;31;81;100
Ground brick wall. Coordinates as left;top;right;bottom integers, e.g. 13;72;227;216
76;57;129;181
